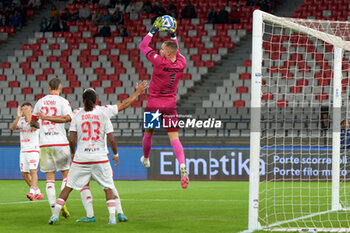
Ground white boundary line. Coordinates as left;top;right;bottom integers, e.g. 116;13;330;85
0;198;247;205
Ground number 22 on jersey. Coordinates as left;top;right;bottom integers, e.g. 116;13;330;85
41;106;57;125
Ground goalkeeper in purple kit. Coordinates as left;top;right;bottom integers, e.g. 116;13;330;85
139;16;189;189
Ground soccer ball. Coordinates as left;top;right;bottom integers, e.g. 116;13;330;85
161;15;175;31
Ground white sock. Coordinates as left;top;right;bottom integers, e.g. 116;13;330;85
53;198;65;217
80;186;94;218
46;180;56;213
60;178;67;191
106;200;116;221
30;185;37;195
112;186;123;214
35;187;42;195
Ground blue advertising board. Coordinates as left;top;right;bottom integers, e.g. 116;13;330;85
0;146;146;180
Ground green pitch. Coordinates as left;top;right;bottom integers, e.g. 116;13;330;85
0;180;249;233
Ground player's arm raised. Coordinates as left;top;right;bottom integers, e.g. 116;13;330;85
139;17;164;66
10;106;22;130
117;80;148;112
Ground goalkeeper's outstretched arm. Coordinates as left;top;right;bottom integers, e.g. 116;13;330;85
139;17;163;57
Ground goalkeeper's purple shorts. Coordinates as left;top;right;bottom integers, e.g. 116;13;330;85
145;96;179;132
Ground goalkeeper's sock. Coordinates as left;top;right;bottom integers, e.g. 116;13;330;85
60;178;67;191
171;139;185;165
53;198;65;217
107;200;116;221
46;180;56;213
142;133;153;159
112;186;123;214
80;186;94;218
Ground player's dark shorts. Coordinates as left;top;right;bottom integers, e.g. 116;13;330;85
145;96;179;132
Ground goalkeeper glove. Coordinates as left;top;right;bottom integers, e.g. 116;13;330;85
149;17;163;36
170;17;177;34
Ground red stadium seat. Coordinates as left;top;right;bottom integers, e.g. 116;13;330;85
139;94;149;101
0;75;6;81
104;87;115;94
318;79;330;86
70;81;81;88
6;27;15;35
98;74;108;81
27;9;34;17
181;74;191;80
237;86;248;94
240;73;250;80
91;80;101;88
9;81;19;88
36;74;47;81
50;44;60;50
44;68;54;75
24;68;34;75
1;62;10;69
22;87;33;95
109;74;119;81
234;100;245;108
297;79;308;86
317;93;328;101
35;94;45;101
118;94;129;101
206;60;215;69
7;101;18;108
95;67;105;75
22;44;31;50
290;86;302;93
262;93;273;101
37;38;47;44
112;80;122;87
277;100;288;108
48;56;58;62
132;100;142;108
63;87;74;94
243;60;252;67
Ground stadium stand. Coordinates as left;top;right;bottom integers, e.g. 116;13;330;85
0;0;283;137
202;0;349;136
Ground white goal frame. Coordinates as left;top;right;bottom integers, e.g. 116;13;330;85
247;10;348;232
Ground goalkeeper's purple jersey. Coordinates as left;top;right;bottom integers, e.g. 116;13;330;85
139;33;187;98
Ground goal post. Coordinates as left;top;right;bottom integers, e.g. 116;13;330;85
247;10;350;232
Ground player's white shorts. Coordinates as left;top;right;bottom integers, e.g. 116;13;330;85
20;150;39;173
67;162;114;191
39;146;71;172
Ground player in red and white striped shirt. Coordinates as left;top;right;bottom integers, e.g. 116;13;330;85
49;89;119;225
10;102;44;201
30;77;72;217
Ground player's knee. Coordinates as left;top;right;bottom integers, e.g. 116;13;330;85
167;130;179;141
21;172;29;178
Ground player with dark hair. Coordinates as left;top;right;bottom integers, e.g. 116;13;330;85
139;17;189;189
10;102;44;200
39;81;148;222
49;89;119;225
30;77;72;217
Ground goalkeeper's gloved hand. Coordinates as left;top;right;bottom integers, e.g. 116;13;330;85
170;17;177;34
149;17;163;36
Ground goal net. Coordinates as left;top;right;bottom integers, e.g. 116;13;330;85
248;10;350;232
